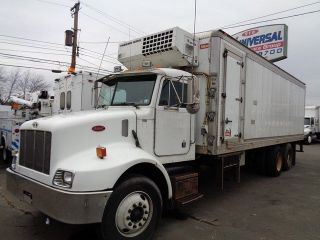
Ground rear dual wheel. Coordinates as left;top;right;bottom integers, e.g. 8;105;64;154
266;146;283;177
266;144;294;176
282;144;294;171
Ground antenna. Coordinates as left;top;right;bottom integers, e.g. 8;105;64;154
129;28;132;71
191;0;197;75
96;36;110;80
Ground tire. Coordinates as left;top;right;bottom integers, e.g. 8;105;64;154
99;175;162;240
4;149;12;165
266;146;283;177
282;144;294;171
0;137;6;163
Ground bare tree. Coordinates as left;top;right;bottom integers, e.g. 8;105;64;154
28;73;51;93
0;67;6;103
17;70;31;99
1;68;21;103
17;71;51;99
0;68;51;103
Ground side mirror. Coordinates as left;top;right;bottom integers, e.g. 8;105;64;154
186;76;200;114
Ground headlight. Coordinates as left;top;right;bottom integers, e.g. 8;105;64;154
53;169;75;188
11;156;17;170
11;151;18;170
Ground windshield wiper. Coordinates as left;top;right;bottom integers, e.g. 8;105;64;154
112;102;140;109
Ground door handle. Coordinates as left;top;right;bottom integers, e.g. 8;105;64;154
225;118;232;124
235;97;243;103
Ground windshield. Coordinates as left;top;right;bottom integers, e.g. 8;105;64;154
304;118;310;125
98;74;157;107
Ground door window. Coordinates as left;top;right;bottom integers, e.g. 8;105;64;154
66;91;71;110
60;92;65;110
159;79;187;108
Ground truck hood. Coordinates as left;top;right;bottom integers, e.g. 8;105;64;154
21;108;136;132
17;109;137;182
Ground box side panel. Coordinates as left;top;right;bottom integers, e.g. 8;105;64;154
243;57;305;139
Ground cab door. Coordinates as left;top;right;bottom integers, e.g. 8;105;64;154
155;78;191;156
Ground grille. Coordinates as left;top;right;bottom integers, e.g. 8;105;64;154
142;29;173;56
19;130;52;175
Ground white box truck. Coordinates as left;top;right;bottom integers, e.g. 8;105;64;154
7;27;305;240
304;106;320;144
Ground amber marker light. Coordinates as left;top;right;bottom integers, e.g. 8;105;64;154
96;146;107;159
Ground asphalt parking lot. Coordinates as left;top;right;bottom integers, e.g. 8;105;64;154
1;144;320;240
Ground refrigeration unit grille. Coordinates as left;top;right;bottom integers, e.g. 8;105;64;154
19;130;51;175
142;29;174;56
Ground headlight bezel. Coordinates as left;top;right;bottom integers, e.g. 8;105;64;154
52;169;75;188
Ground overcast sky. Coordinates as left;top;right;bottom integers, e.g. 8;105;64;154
0;0;319;105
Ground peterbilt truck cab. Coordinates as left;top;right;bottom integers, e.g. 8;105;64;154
7;68;199;239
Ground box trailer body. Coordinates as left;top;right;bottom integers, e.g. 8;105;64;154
304;106;320;143
118;28;305;156
7;27;305;239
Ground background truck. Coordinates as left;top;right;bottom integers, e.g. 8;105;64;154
53;71;102;114
304;106;320;144
7;27;305;240
0;92;52;163
0;71;101;164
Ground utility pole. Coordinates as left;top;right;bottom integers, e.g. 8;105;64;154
69;1;80;73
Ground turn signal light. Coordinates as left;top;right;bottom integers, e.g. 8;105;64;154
96;146;107;159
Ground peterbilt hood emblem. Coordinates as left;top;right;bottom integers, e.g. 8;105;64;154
32;122;39;128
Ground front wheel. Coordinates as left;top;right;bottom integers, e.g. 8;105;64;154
99;176;162;240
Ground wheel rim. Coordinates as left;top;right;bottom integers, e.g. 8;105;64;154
115;191;153;237
276;152;283;172
308;136;312;144
287;153;292;167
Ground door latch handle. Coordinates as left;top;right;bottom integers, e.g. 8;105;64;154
235;97;243;103
225;118;232;124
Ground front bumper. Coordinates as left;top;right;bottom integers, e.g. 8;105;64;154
6;168;112;224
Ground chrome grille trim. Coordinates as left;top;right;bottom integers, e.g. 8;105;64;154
19;130;51;174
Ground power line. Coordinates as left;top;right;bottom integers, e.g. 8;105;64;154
81;11;130;36
79;52;121;65
0;41;71;53
221;1;320;28
0;62;67;72
0;61;112;74
0;48;71;57
81;2;146;36
0;52;70;64
79;41;120;44
31;0;145;37
0;34;66;47
0;35;118;60
79;46;118;60
222;9;320;29
0;53;112;73
32;0;70;8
